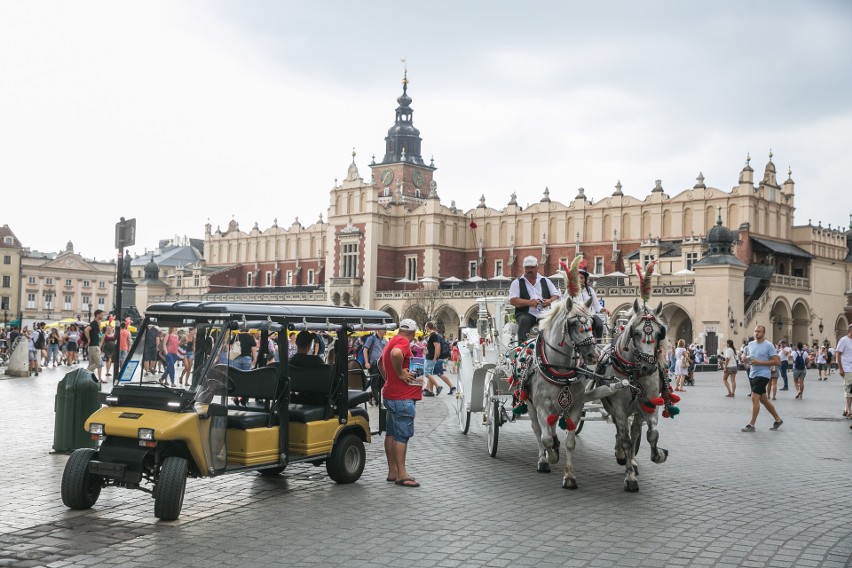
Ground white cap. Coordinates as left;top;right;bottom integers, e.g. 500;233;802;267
399;319;418;331
522;256;538;267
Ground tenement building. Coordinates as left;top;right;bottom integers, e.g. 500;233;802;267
198;76;852;353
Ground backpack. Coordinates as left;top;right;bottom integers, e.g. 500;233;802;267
34;330;45;349
793;349;806;371
439;337;451;360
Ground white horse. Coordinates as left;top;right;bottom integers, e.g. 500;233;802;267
597;299;675;492
513;296;623;490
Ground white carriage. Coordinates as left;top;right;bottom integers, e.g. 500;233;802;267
455;297;620;456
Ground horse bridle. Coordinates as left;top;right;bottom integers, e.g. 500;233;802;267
608;310;663;377
535;311;596;386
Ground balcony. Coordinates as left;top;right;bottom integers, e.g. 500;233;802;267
329;277;363;287
770;274;810;290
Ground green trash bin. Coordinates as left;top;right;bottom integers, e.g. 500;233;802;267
53;368;100;453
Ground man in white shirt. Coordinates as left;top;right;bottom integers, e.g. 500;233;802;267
778;340;792;391
509;256;560;343
835;323;852;423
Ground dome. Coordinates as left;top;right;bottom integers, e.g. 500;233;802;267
706;215;736;256
144;255;160;280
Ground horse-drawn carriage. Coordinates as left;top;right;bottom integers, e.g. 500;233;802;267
454;258;679;492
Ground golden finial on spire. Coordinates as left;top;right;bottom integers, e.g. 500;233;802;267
401;57;408;88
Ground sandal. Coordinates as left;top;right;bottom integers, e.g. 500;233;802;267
395;477;420;488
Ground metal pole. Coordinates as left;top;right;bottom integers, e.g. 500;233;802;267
114;249;123;382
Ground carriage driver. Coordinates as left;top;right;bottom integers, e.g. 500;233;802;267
509;256;561;343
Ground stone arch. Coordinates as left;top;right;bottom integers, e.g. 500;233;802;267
435;306;461;341
565;217;575;242
418;221;425;245
379;305;399;322
462;304;480;329
834;315;849;344
641;211;651;238
347;193;354;215
532;219;540;245
342;292;352;307
439;221;446;245
549;219;557;246
499;221;507;247
360;192;367;213
621;213;631;239
659;302;694;346
515;220;524;246
769;298;792;344
705;206;715;232
728;203;739;229
790;300;810;345
584;215;593;240
661;210;672;237
485;222;492;247
683;208;693;236
404;222;411;246
403;305;428;330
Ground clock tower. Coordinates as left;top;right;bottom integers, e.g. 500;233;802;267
371;70;436;199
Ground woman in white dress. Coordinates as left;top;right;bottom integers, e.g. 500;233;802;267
674;338;688;391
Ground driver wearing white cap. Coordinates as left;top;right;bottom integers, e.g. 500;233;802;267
508;256;560;343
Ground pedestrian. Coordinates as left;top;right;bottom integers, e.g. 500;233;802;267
45;328;61;368
674;339;688;391
508;256;560;343
451;341;460;374
25;326;40;376
816;346;828;380
741;325;783;432
85;310;105;383
722;339;738;397
422;321;455;396
767;354;780;400
287;332;298;360
64;324;80;366
101;324;116;378
381;318;422;488
778;340;791;391
117;322;132;379
160;327;181;386
835;323;852;422
143;325;159;375
229;328;256;371
791;341;807;399
362;329;388;389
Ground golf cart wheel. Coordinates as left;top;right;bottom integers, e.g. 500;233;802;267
154;456;188;521
61;448;102;510
258;466;286;477
326;433;366;484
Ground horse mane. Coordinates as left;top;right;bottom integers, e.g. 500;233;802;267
538;295;572;334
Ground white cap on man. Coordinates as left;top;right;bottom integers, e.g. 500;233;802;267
399;319;418;331
522;256;538;267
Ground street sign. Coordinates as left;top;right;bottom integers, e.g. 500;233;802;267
115;217;136;249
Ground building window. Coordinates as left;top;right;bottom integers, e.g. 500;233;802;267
193;275;200;287
97;296;105;310
246;272;253;287
82;280;90;288
307;269;315;285
1;296;8;310
64;295;72;310
405;256;417;282
469;261;478;279
99;281;106;289
176;274;182;288
65;278;72;287
495;260;503;277
594;256;604;275
82;296;90;311
2;256;9;265
1;275;9;288
685;252;699;271
341;243;358;278
45;277;53;285
3;237;11;245
28;276;36;284
286;271;293;286
27;293;36;308
265;271;272;287
642;255;656;265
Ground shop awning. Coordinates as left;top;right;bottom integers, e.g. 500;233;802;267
750;236;813;259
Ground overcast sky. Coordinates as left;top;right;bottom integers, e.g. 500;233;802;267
1;1;850;262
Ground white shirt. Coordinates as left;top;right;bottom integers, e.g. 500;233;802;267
836;336;852;372
576;285;603;315
509;274;561;318
724;347;738;369
779;345;792;364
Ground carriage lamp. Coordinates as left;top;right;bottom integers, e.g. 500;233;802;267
729;318;735;330
776;318;783;330
818;319;824;334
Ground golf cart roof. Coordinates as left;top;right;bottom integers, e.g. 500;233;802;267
144;301;395;330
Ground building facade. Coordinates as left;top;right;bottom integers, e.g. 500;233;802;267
19;242;116;327
0;225;24;326
197;77;852;352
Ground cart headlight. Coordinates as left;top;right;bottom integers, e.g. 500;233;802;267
138;428;155;441
89;423;104;435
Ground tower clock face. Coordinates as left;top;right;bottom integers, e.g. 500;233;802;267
381;169;394;186
412;170;424;188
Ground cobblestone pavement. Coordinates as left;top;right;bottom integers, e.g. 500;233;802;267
1;362;850;567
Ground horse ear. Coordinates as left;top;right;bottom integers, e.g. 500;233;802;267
633;299;640;314
655;301;663;316
564;297;573;311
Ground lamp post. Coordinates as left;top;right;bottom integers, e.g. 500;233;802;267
2;309;7;326
776;317;783;331
818;318;824;335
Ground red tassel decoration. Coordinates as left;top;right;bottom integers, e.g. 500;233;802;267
565;417;576;431
668;393;681;403
649;397;665;406
469;220;478;230
662;409;671;418
546;414;558;427
640;403;656;414
519;390;529;402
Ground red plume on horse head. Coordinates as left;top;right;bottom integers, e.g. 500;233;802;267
560;255;583;298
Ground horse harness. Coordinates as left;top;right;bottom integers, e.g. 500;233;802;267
597;309;663;400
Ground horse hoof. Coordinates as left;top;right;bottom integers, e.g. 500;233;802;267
616;457;627;466
537;462;550;473
652;448;669;464
624;480;640;493
562;477;578;490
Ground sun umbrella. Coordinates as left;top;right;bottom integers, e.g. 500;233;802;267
606;271;628;278
466;276;485;283
673;268;695;276
489;275;510;281
419;277;439;283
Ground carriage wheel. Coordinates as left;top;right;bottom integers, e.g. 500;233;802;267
485;380;499;457
574;409;586;435
456;381;470;434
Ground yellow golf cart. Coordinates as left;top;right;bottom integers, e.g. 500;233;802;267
61;301;394;520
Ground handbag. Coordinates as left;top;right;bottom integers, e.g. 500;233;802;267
228;339;241;360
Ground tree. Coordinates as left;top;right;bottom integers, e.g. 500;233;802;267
401;287;452;333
